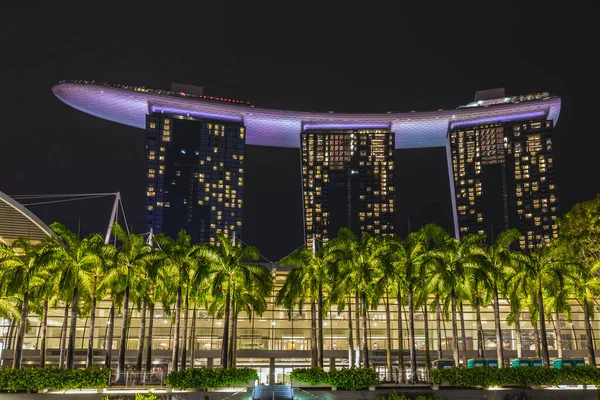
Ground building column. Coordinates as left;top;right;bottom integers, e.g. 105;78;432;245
269;358;275;385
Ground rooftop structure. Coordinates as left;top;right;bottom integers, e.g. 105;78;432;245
0;191;54;245
52;81;561;149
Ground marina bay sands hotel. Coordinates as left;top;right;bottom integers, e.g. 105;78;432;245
53;81;561;250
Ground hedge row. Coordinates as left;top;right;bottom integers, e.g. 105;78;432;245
379;393;437;400
290;366;380;390
165;367;258;390
0;366;110;393
430;365;600;388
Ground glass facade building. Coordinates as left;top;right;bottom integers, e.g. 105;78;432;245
448;118;558;248
145;114;245;243
301;129;395;248
1;266;598;384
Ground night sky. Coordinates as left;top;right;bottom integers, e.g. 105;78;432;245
0;2;595;260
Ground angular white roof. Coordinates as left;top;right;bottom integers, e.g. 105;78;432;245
0;191;53;245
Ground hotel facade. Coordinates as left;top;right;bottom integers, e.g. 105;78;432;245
10;81;583;383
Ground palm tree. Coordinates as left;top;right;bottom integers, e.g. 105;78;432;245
388;231;428;382
328;266;357;367
154;231;207;372
0;238;52;369
208;232;271;369
330;228;386;368
372;236;399;382
278;244;334;368
140;247;172;374
560;245;600;366
477;229;521;367
426;226;483;367
84;237;115;368
105;223;151;384
49;223;107;369
28;266;59;367
0;283;23;367
512;244;566;366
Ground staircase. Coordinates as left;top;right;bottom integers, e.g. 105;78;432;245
251;385;294;400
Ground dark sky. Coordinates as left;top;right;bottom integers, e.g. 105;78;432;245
0;2;595;260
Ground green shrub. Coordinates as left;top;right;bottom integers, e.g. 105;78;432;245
289;366;327;385
165;367;257;390
291;366;380;390
102;392;161;400
429;366;600;388
378;391;437;399
325;367;380;390
0;366;110;393
558;365;600;385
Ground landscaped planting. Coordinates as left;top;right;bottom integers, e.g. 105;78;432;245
0;366;110;393
102;393;161;400
430;366;600;388
290;366;379;390
379;393;437;400
165;367;258;390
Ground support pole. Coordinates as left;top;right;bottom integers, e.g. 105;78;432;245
104;192;120;244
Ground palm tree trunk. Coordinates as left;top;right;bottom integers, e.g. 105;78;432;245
423;304;431;370
554;311;563;359
515;312;523;358
347;295;354;367
87;297;97;367
570;321;578;351
40;299;48;367
67;287;79;369
355;292;361;366
459;302;468;368
136;299;147;373
310;300;317;367
436;296;442;360
384;292;392;381
12;291;29;369
450;289;459;366
407;286;417;383
105;305;115;370
221;290;230;369
190;306;197;367
181;289;189;370
534;321;541;357
81;318;88;349
397;290;405;383
145;302;154;373
117;285;130;384
475;296;484;358
537;287;550;366
228;297;236;368
229;303;238;368
59;302;69;368
317;282;324;368
361;291;369;368
6;319;16;352
493;287;504;367
583;298;596;366
171;285;181;372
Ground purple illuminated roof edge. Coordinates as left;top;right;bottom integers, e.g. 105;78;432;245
150;106;243;123
302;123;391;131
450;111;547;130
